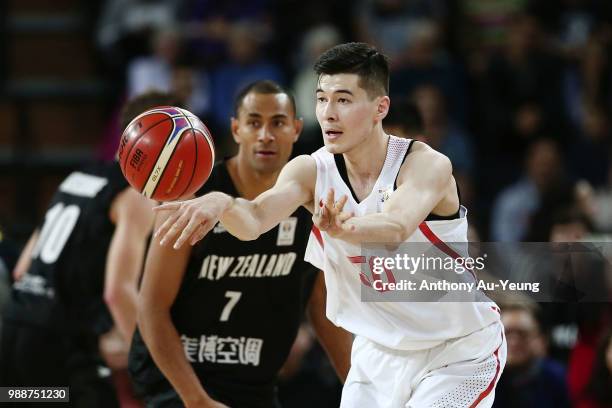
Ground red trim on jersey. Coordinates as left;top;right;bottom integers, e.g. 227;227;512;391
469;335;503;407
418;222;477;280
348;256;366;264
311;226;324;249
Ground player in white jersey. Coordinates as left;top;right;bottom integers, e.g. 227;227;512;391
153;42;507;407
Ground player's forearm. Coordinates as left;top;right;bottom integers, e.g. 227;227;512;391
311;317;352;382
342;213;413;244
104;235;147;342
13;230;39;281
307;274;352;382
219;196;265;241
105;284;138;343
138;308;212;406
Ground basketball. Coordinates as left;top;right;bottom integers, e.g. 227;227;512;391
117;106;215;201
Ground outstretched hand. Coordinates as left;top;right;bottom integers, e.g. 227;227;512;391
312;188;355;238
153;193;229;249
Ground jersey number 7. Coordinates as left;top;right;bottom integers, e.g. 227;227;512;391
220;290;242;321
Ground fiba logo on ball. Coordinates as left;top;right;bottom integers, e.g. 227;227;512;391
117;106;215;202
129;148;146;170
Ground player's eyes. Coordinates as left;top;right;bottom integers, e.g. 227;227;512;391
248;121;261;128
317;96;327;103
338;98;350;104
274;120;285;127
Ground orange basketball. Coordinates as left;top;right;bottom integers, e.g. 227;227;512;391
117;106;214;201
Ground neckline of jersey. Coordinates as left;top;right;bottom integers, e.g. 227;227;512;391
332;136;395;205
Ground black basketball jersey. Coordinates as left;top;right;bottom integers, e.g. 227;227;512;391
129;160;318;407
4;162;129;336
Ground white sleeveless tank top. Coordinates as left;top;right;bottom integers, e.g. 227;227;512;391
305;136;500;350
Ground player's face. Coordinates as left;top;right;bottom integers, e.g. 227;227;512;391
502;310;541;368
315;73;386;154
232;92;302;173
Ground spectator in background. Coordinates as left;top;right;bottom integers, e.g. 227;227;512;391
540;207;606;363
293;25;342;139
480;13;567;179
576;330;612;408
98;29;209;162
390;19;469;125
170;63;210;118
592;162;612;232
411;84;476;208
493;303;572;408
569;102;611;187
127;27;209;117
210;20;283;143
491;138;565;241
411;84;474;175
127;27;181;98
96;0;183;66
353;0;448;67
180;0;271;68
383;97;425;140
460;0;528;57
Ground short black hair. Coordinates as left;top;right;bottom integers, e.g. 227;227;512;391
313;42;389;98
385;98;425;134
233;80;297;118
120;91;180;129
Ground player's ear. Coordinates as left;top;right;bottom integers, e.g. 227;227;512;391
292;117;304;143
230;117;241;144
375;96;390;123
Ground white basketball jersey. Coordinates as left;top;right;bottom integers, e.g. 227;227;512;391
305;136;500;351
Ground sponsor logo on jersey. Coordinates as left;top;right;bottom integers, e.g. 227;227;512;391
378;185;393;203
181;334;263;366
13;273;55;299
277;217;297;246
198;252;297;281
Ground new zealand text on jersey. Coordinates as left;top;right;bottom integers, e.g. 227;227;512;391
198;253;297;281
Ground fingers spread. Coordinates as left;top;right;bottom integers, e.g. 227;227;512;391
155;211;181;243
163;212;190;245
326;188;335;207
174;215;204;249
336;194;348;212
190;224;210;246
338;210;354;223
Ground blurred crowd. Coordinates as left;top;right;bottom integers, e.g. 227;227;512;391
2;0;612;406
94;0;612;242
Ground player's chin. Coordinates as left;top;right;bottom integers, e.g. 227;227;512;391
252;159;283;173
323;141;345;155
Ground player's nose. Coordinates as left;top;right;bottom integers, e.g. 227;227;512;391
257;125;275;142
322;102;338;122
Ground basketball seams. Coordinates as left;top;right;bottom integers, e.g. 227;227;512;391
176;115;199;199
178;107;215;165
178;131;198;199
122;107;214;201
147;112;192;200
144;117;178;195
144;122;189;199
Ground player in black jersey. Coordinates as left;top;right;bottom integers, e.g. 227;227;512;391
0;92;178;407
130;80;352;408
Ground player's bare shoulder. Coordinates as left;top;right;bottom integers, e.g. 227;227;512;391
277;155;317;212
396;141;452;188
278;155;317;185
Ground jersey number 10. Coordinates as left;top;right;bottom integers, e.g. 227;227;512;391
32;203;81;264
